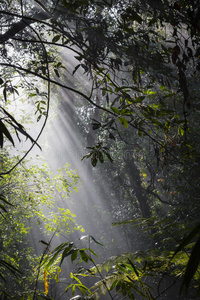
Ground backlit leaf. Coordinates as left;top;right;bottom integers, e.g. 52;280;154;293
44;269;49;295
118;117;128;128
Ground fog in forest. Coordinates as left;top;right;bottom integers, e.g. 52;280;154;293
2;1;200;299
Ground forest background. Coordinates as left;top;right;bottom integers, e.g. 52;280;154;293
0;0;200;299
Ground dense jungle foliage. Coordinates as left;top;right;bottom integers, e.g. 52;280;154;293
0;0;200;299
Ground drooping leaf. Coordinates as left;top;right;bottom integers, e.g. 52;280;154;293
3;87;6;102
54;68;60;77
0;120;14;146
45;252;60;270
73;64;81;75
44;269;49;295
60;243;74;265
0;130;4;148
90;235;103;246
91;153;98;167
0;259;22;275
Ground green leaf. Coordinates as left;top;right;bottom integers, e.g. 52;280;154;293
52;35;60;43
102;150;113;163
3;87;6;102
91;153;98;167
134;96;145;103
60;243;74;265
90;236;103;246
73;64;81;75
0;194;13;206
110;279;118;291
0;259;22;275
118;117;128;128
0;120;14;146
80;250;89;263
127;258;139;277
71;249;78;262
52;242;71;254
0;130;3;148
54;69;60;77
45;252;60;269
111;106;120;114
40;240;50;246
98;151;104;163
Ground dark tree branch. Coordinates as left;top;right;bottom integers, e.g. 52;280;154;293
0;11;50;43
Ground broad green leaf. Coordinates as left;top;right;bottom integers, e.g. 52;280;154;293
52;35;60;43
134;96;145;103
98;151;104;163
80;250;89;263
118;117;128;128
91;153;98;167
71;249;78;262
111;106;120;114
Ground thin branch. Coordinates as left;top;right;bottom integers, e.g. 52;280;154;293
0;19;51;175
0;62;114;116
142;187;179;206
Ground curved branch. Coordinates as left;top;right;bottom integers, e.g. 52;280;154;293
142;187;179;206
0;62;114;116
0;11;50;43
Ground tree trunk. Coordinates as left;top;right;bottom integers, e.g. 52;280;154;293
124;148;151;218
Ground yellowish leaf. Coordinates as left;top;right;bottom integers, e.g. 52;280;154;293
44;269;49;295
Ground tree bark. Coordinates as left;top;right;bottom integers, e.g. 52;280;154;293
124;147;151;218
